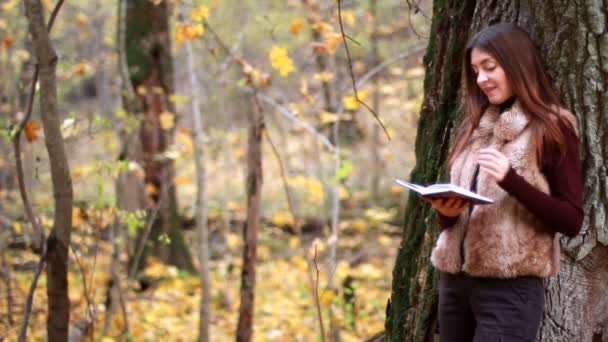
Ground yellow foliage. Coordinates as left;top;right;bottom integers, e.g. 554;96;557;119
320;111;338;124
341;9;356;26
13;222;21;234
342;90;368;110
288;236;300;248
271;211;294;227
145;182;158;196
352;263;383;280
269;46;295;77
257;245;272;261
291;255;308;272
1;0;18;11
314;72;334;82
290;18;305;35
226;232;240;250
159;111;175;130
72;207;83;228
233;147;245;159
226;132;239;144
349;218;369;231
144;261;179;278
319;290;335;306
339;185;350;200
175;22;204;45
311;21;332;33
136;85;146;95
76;13;88;26
363;207;393;222
175;128;193;152
173;176;192;185
323;32;343;54
190;5;210;22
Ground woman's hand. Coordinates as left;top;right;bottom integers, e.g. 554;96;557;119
478;147;510;181
425;197;470;217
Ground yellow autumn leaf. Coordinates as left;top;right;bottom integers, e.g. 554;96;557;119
226;132;239;144
190;5;209;22
319;290;335;306
136;85;146;95
271;211;294;227
76;13;88;26
159;111;175;130
13;222;22;234
342;90;368;110
72;207;83;228
342;95;359;110
311;21;332;33
145;182;158;196
257;245;272;261
169;94;190;104
269;46;295;77
314;72;334;82
320;111;338;124
1;0;18;11
234;147;245;159
290;255;308;272
175;128;193;152
173;176;192;185
288;236;300;248
175;22;204;45
226;232;240;250
323;32;343;54
341;9;355;26
290;18;304;35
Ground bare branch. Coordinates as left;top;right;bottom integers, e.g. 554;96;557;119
336;0;391;140
312;244;327;342
128;204;161;280
263;129;300;232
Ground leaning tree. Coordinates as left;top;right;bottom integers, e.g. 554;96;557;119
385;1;608;341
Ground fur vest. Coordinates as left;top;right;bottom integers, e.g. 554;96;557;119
430;101;577;278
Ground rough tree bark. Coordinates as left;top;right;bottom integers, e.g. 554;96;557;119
236;95;264;342
24;0;74;340
124;0;194;272
385;1;608;342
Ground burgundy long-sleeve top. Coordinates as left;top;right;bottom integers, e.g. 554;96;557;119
437;120;584;237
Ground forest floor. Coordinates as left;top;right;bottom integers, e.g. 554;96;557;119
1;210;404;341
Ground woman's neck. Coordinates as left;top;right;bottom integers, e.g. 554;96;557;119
498;96;516;111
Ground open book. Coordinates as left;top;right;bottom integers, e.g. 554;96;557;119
394;179;494;205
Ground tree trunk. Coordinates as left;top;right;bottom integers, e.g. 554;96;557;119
24;1;74;340
368;0;382;204
236;95;264;342
180;5;212;339
124;0;194;272
385;1;608;341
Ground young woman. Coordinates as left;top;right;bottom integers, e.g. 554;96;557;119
427;23;584;342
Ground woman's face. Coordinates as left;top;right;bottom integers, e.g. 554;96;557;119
470;48;514;105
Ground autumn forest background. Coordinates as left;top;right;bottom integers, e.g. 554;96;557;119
0;0;432;340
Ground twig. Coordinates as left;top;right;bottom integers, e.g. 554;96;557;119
312;244;327;342
253;90;337;153
69;243;95;322
337;0;390;140
263;129;300;232
128;203;161;280
18;235;47;342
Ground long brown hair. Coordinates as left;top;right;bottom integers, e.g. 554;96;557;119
449;22;572;168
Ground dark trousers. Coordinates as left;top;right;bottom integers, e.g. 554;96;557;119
438;272;544;342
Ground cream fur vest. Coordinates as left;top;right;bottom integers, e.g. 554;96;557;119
430;101;576;278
